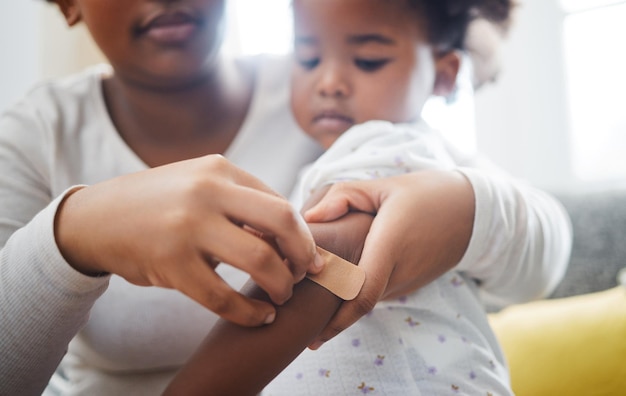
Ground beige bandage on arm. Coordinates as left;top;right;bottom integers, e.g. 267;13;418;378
306;247;365;300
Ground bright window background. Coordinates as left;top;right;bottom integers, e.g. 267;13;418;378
561;0;625;13
472;0;626;192
222;0;477;154
222;0;293;56
562;1;626;182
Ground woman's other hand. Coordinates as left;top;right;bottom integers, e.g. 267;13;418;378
304;169;475;349
54;155;323;327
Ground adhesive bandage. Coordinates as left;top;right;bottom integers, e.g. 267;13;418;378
306;247;365;300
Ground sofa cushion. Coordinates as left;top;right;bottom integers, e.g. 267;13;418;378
489;286;626;396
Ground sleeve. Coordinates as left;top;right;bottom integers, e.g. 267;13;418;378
0;99;109;395
454;154;572;308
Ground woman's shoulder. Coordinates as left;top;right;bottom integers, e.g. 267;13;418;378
234;53;295;132
236;53;292;96
0;65;114;172
22;65;110;110
2;65;110;124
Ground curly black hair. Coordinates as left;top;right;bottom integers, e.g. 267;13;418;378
409;0;515;51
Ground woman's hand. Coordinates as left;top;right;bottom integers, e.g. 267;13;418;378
303;169;475;349
54;155;323;327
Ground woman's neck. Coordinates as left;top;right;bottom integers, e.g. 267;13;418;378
102;56;256;167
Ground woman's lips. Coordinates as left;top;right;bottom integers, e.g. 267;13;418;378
136;12;201;45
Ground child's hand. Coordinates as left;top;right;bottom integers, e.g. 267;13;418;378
54;155;323;327
304;169;475;349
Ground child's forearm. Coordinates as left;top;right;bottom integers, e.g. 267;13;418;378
163;212;372;396
164;278;340;396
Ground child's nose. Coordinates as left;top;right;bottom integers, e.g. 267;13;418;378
317;65;350;98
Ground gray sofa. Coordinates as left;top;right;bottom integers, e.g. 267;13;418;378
549;189;626;298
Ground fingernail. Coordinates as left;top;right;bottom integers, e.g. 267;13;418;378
264;312;276;325
296;271;306;283
308;340;324;350
314;252;325;270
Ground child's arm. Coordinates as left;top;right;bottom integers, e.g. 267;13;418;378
163;194;372;396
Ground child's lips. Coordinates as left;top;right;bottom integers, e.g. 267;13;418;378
313;112;354;126
136;11;202;44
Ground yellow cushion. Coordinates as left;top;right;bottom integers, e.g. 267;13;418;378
488;286;626;396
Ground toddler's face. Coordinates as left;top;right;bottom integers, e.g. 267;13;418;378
66;0;226;87
290;0;439;149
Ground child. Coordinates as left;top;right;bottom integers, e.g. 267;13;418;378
164;0;571;395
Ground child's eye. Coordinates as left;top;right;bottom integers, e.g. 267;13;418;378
354;58;391;72
298;58;320;70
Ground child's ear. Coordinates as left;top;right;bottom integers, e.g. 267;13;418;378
433;51;461;97
54;0;82;26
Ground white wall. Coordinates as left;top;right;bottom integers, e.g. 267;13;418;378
38;4;105;80
473;0;574;192
0;1;103;113
0;1;41;112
